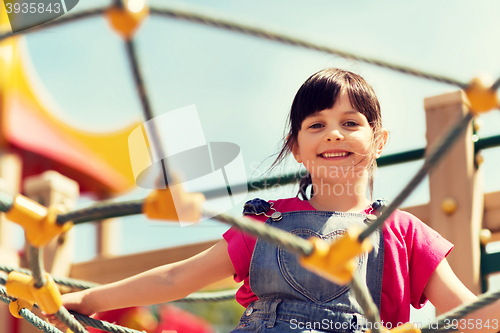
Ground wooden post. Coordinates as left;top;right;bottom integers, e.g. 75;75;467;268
0;153;22;262
96;218;120;258
424;90;483;295
17;171;79;333
0;153;22;333
23;171;79;276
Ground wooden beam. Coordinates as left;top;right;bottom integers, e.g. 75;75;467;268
96;218;120;258
402;191;500;234
68;187;500;292
424;90;483;294
482;231;500;245
23;171;79;277
70;240;222;284
0;153;21;261
402;203;430;225
0;153;22;333
484;191;500;231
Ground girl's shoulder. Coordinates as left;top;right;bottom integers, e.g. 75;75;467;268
270;197;314;213
386;209;422;225
243;197;313;217
384;208;441;241
383;209;420;230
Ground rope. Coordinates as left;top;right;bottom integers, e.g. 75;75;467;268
0;265;100;290
27;244;88;332
0;191;13;212
358;111;474;242
1;282;140;333
0;8;105;43
0;286;64;333
71;312;146;333
0;265;236;302
421;288;500;333
173;289;237;302
0;280;9;295
350;276;381;333
0;3;469;89
149;4;468;89
54;307;88;333
124;39;154;123
19;308;65;333
491;76;500;91
56;200;143;225
28;245;47;288
124;38;172;189
202;206;314;256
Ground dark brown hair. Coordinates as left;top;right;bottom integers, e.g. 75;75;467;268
271;68;383;199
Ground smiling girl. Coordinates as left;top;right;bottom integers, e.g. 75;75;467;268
46;68;500;333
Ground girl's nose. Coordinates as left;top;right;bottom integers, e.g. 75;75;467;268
325;129;344;141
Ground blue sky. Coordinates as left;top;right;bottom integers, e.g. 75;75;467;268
8;0;500;321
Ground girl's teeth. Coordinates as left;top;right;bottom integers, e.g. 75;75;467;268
323;152;349;158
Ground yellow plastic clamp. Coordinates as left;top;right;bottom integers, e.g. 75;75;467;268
300;226;373;285
5;195;72;247
9;298;34;318
143;188;205;222
6;272;62;315
143;189;178;220
105;0;149;40
465;77;500;114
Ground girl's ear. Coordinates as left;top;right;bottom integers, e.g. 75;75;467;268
374;128;389;158
288;135;302;164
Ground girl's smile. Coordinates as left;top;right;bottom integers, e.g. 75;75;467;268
318;149;353;159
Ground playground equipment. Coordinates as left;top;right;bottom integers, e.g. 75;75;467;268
1;0;500;332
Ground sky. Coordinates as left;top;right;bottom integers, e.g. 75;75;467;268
6;0;500;322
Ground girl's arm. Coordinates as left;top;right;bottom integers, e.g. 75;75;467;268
62;239;236;315
423;258;500;333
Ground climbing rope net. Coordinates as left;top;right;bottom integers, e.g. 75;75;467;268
1;0;500;333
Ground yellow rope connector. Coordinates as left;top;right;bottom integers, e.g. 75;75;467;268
5;195;72;247
143;187;205;222
441;197;457;215
465;77;500;114
9;299;34;318
6;272;62;315
299;226;373;285
475;152;484;167
105;0;149;40
480;229;492;246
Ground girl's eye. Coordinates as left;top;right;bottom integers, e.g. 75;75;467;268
309;123;323;129
344;121;358;127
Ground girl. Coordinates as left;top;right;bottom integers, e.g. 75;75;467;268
47;68;499;332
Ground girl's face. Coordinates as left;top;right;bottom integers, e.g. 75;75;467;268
291;91;386;182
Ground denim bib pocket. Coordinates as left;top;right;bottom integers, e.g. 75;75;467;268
277;228;364;303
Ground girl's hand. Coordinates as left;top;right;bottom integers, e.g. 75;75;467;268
43;290;96;329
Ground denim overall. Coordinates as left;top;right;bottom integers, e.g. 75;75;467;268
230;200;384;333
